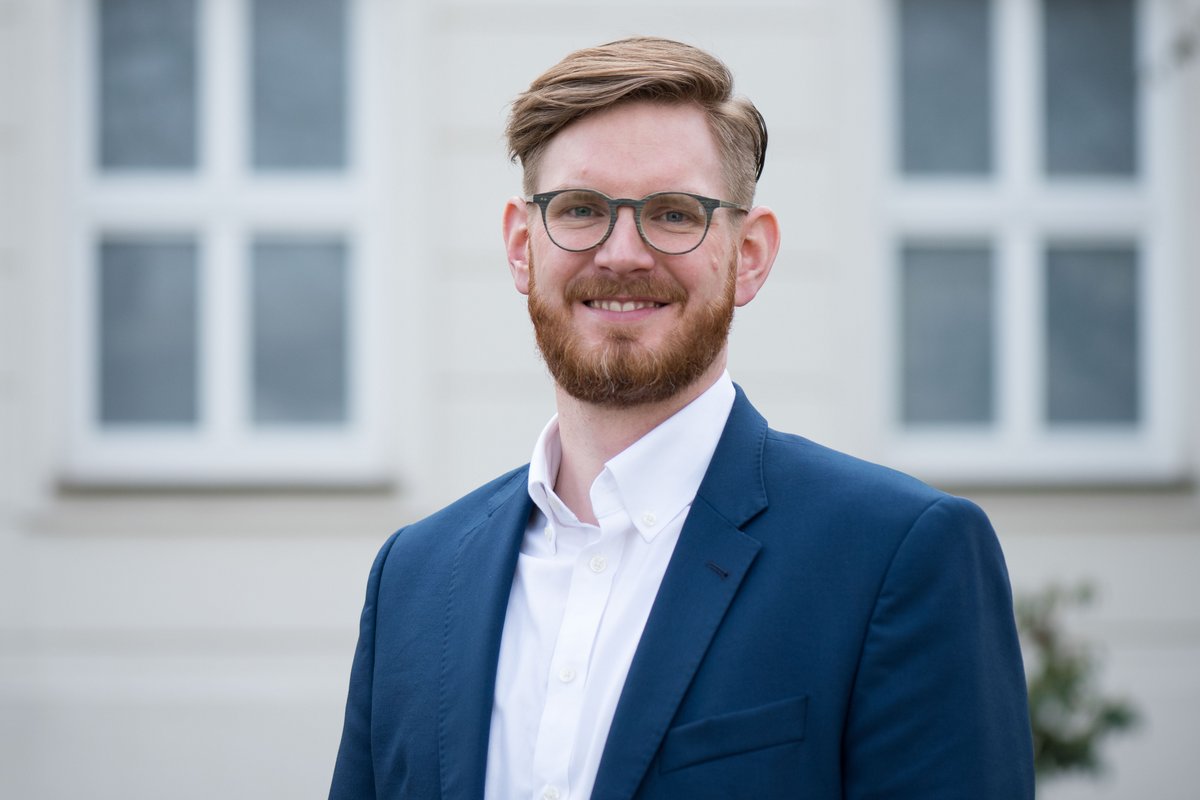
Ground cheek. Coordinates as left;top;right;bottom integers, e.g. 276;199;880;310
694;243;738;295
527;250;581;301
532;241;593;276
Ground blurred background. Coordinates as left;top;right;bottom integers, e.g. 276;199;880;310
1;0;1197;796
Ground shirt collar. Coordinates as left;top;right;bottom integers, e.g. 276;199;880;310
527;416;575;531
527;372;736;543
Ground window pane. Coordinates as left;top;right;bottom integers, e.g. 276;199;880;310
901;244;994;424
897;0;993;175
1043;0;1137;176
251;0;348;170
1045;245;1139;423
98;0;197;170
251;238;348;424
98;238;199;424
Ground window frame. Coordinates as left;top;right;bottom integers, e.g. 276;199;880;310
64;0;394;486
880;0;1185;485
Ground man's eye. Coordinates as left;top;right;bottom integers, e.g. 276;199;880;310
549;194;609;222
653;207;702;226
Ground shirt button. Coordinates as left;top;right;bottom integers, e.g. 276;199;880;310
588;555;608;573
641;511;657;527
558;666;577;683
542;786;561;800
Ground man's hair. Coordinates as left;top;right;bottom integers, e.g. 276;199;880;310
506;36;768;205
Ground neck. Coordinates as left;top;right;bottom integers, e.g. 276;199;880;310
550;356;726;525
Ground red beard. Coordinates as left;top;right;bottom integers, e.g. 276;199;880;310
527;256;736;408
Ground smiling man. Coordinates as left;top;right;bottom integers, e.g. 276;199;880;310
330;37;1034;799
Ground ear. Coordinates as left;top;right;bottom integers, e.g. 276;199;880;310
732;206;781;307
503;197;532;295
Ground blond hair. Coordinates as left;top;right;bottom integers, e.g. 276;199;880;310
506;37;767;205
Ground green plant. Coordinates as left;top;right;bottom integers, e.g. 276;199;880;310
1015;582;1139;780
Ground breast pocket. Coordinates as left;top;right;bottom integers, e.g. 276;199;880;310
658;695;808;774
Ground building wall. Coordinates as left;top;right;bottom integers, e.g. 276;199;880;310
1;1;1197;798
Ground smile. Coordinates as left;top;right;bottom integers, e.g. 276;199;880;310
584;299;666;312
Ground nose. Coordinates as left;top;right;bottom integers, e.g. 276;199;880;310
594;205;655;272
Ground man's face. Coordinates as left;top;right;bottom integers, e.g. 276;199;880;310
518;101;743;408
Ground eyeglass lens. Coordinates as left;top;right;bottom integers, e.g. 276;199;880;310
542;190;711;254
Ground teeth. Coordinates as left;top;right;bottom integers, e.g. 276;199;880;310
589;300;662;312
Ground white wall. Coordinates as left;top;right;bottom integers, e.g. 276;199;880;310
1;1;1197;797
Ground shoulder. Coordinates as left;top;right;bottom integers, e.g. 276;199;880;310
374;465;530;565
408;465;529;534
761;428;946;513
718;387;983;540
752;428;995;561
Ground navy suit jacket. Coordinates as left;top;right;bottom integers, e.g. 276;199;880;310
330;388;1034;798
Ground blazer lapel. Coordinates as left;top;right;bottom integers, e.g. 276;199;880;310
439;470;532;800
591;388;770;799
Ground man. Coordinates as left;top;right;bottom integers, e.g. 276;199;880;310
331;37;1034;799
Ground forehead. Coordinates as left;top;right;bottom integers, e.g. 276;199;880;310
535;101;724;197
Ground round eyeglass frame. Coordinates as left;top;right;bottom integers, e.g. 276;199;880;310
526;189;749;255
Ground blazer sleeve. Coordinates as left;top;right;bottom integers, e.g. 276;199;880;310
842;496;1035;798
329;530;400;800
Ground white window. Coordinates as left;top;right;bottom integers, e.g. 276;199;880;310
883;0;1185;484
66;0;391;485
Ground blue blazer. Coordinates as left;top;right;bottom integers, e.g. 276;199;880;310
330;388;1034;798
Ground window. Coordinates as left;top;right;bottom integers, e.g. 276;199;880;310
67;0;389;485
885;0;1183;483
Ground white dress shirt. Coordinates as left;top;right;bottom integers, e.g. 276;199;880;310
484;373;736;800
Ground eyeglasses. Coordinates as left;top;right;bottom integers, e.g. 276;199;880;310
526;189;748;255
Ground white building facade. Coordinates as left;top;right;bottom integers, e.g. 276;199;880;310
1;0;1197;796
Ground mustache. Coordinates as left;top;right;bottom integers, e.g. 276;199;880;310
562;275;688;304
